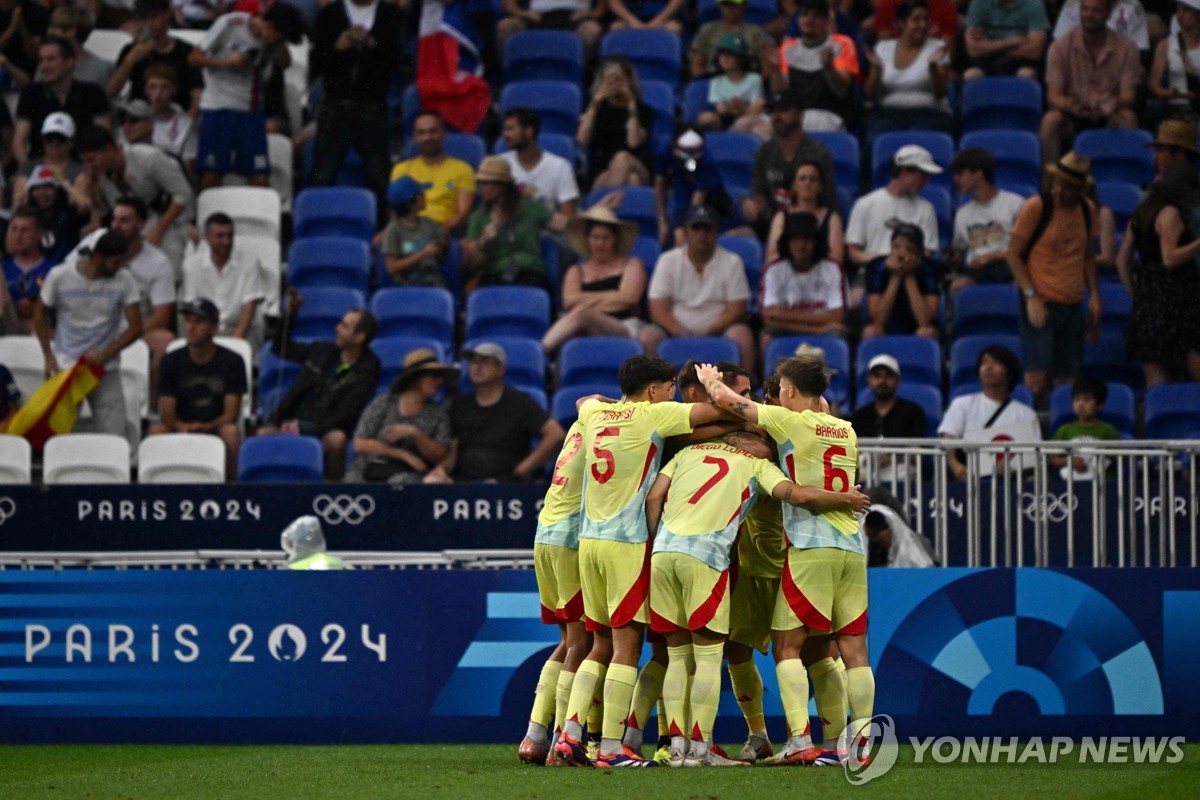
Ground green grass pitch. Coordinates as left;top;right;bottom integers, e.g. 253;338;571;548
0;743;1197;799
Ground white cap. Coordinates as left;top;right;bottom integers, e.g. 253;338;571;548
893;144;943;174
868;354;901;376
675;129;703;149
41;112;76;139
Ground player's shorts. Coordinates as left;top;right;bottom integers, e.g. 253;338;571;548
649;551;730;635
578;537;650;631
197;108;270;176
772;547;867;635
728;573;780;653
534;542;583;624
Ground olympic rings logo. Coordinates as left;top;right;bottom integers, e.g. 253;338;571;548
0;497;14;526
1021;492;1078;523
312;494;376;525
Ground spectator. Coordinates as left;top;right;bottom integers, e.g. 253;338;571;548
862;491;937;566
1040;0;1142;168
1;205;56;328
13;108;78;201
0;0;47;80
309;0;404;222
109;0;203;111
75;125;195;277
578;56;655;189
1007;151;1102;400
608;0;686;34
1049;376;1121;480
497;108;580;233
461;156;552;289
44;7;112;88
938;344;1040;480
382;176;446;288
181;211;267;343
697;33;770;139
777;0;859;131
495;0;604;63
656;129;741;244
1147;0;1200;123
863;222;940;339
759;211;847;361
425;342;567;483
542;204;653;354
390;111;476;232
258;288;382;481
27;165;90;264
32;231;141;441
691;0;774;78
0;362;20;429
173;0;228;29
648;204;755;371
963;0;1049;81
864;0;953;144
949;147;1027;296
149;297;247;481
850;354;929;439
142;63;197;166
188;3;302;189
741;89;837;240
872;0;958;50
1145;119;1200;181
1117;163;1200;385
14;36;110;164
117;98;155;147
764;159;845;263
346;347;455;484
1054;0;1149;52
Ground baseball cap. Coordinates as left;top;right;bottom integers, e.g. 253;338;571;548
685;204;720;228
26;165;59;190
180;297;220;324
893;144;943;174
119;99;153;121
462;342;507;366
41;112;75;139
388;175;432;210
868;354;901;377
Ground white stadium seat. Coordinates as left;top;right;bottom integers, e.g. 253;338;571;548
138;434;225;484
43;434;131;484
0;335;44;402
197;187;281;240
0;434;32;484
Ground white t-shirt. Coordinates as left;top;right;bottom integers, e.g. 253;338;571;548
530;0;589;12
40;262;140;363
198;12;273;111
759;257;845;313
182;247;267;336
708;72;765;106
153;105;198;163
64;229;175;322
875;38;951;110
498;150;579;209
1053;0;1149;50
343;0;378;29
937;392;1040;438
952;189;1027;264
845;186;939;258
648;245;750;334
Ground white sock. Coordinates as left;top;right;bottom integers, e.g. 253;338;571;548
525;721;548;742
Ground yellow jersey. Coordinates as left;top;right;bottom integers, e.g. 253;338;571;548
738;493;786;578
389;157;475;226
534;421;585;548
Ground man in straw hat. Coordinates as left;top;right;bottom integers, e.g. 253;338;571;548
1147;119;1200;180
1006;151;1103;403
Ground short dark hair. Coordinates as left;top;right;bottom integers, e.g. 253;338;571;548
144;62;179;86
114;195;148;221
950;147;996;185
92;230;130;258
135;0;169;18
75;126;116;154
39;35;75;61
262;2;304;45
10;205;42;227
763;374;781;401
1071;377;1108;405
895;0;929;22
351;309;379;344
413;110;445;132
503;108;541;137
978;345;1022;393
619;354;676;396
677;359;703;397
776;354;830;398
205;212;234;229
715;360;748;388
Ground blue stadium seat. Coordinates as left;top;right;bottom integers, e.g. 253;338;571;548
258;385;287;420
920;184;953;249
763;335;852;407
492;133;578;166
682;79;712;126
1084;283;1132;337
372;336;447;394
657;336;739;367
552;383;621;427
960;77;1044;134
599;29;683;88
872;131;954;192
993;180;1039;199
631;235;662;274
1145;383;1200;439
718;234;764;308
465;286;551;340
522;386;549;409
952;284;1021;338
856;335;943;391
499;80;582;137
400;84;421;140
293;188;376;241
584;187;659;239
696;0;777;25
258;344;301;417
370;287;456;352
640;79;677;152
1074;129;1155;186
1049;382;1135;438
958;130;1042;189
287;237;370;292
503;30;584;85
1082;333;1143;392
559;337;642;386
402;132;486;169
808;131;861;195
706;131;759;199
238;436;324;482
855;383;943;437
291;287;366;341
461;336;546;392
948;334;1022;393
1096;181;1140;246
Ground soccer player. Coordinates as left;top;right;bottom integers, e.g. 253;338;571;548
697;356;873;767
553;354;727;768
648;431;869;767
520;419;589;766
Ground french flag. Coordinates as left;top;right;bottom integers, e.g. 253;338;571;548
416;0;491;134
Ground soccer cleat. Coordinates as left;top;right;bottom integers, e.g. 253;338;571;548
519;737;549;765
544;747;571;767
553;734;593;768
810;749;845;767
654;745;673;766
763;745;823;766
683;750;750;767
595;745;658;768
734;734;774;763
666;747;687;768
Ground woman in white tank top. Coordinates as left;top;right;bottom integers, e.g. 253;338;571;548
1148;0;1200;121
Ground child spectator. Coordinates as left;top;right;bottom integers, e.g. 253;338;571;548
697;33;771;139
1051;377;1121;480
383;176;446;287
144;63;197;167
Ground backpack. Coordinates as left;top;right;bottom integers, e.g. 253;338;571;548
1020;192;1092;262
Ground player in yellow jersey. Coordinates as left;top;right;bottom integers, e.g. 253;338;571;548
553;354;728;768
647;431;869;767
520;420;588;766
698;356;874;767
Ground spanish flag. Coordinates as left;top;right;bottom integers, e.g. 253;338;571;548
7;360;103;450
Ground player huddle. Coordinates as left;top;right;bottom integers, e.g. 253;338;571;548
519;352;876;769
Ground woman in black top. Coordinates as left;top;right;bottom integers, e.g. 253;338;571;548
578;56;655;188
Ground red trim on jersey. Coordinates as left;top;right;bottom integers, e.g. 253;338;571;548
687;569;730;631
541;604;557;624
837;609;869;636
691;722;704;741
610;542;652;628
781;555;831;632
638;443;659;489
650;606;682;634
584;615;608;632
561;589;584;623
669;720;685;737
725;486;752;526
626;711;640;729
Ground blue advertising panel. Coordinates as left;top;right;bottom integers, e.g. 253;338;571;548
1;567;1197;743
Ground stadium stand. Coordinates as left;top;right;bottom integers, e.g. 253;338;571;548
1073;129;1155;186
289;288;366;341
138;434;227;484
957;130;1042;189
558;337;644;387
287;237;372;292
465;287;552;340
1144;384;1200;440
293;188;377;241
658;336;740;368
502;30;586;86
499;81;582;138
952;284;1022;338
856;336;943;391
237;437;324;482
762;335;852;407
552;383;621;427
370;287;456;352
599;29;683;88
959;76;1044;134
0;435;32;484
197;187;281;240
43;434;131;485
